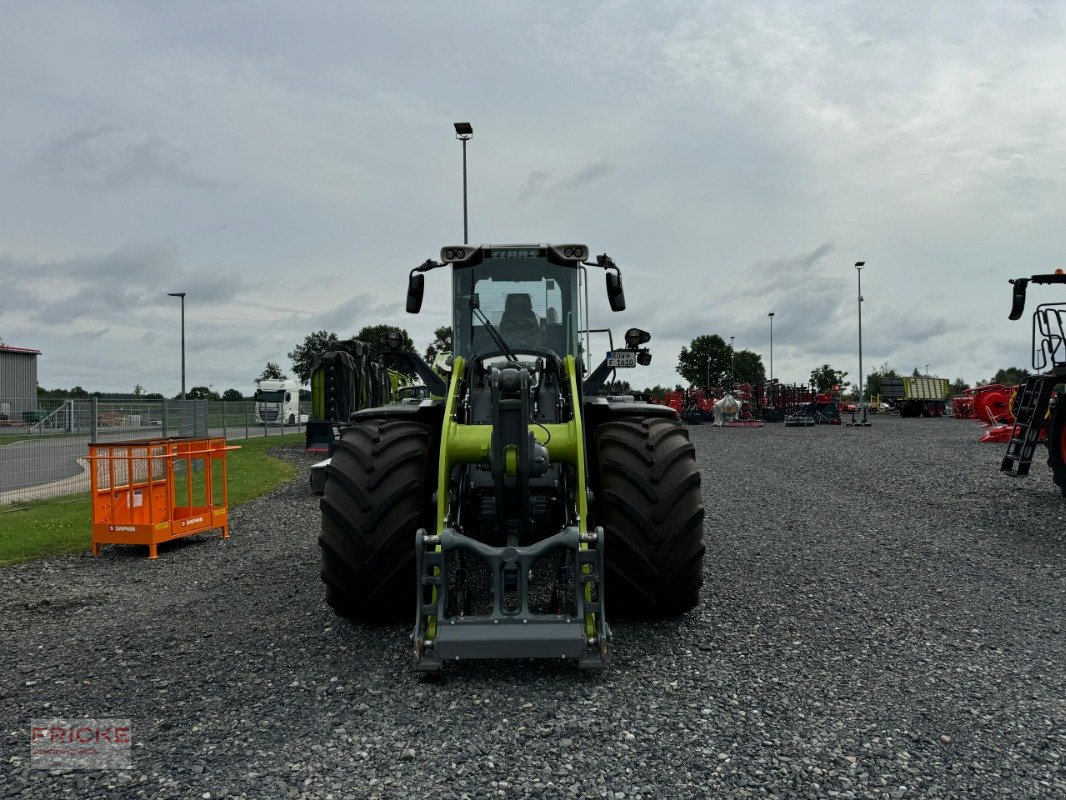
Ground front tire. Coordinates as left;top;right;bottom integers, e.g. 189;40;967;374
595;417;705;618
319;419;435;622
1046;401;1066;498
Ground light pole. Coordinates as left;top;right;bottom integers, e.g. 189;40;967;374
453;121;473;244
925;363;930;376
768;312;775;381
166;292;186;400
705;355;711;389
855;261;865;405
729;336;735;386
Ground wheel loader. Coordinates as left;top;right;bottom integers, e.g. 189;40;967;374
318;244;705;670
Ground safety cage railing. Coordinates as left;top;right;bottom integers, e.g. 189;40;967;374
1032;303;1066;372
87;436;238;559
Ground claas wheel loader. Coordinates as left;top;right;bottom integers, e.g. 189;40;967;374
318;244;705;671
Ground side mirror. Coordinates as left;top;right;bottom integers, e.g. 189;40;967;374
606;272;626;312
1008;278;1028;321
407;273;425;314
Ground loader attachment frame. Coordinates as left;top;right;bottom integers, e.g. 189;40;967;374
412;353;608;670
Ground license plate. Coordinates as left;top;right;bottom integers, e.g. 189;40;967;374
607;350;636;368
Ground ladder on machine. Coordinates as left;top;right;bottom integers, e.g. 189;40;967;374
1000;375;1058;476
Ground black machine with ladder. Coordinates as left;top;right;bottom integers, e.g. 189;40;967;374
1001;373;1060;476
1000;270;1066;491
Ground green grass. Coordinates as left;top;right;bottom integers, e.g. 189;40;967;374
0;432;84;446
0;434;302;567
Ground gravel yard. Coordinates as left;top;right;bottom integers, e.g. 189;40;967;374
1;415;1063;799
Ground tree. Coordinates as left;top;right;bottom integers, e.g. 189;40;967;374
222;388;244;402
990;366;1031;386
288;330;341;384
257;362;287;383
641;384;669;400
600;379;632;395
864;363;899;400
949;378;970;395
133;384;144;397
810;364;849;393
187;386;220;400
732;350;767;385
355;325;416;376
423;326;453;363
677;334;730;387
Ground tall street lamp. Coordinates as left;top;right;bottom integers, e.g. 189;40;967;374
167;292;186;400
453;121;473;244
768;312;775;381
855;261;866;405
705;355;711;388
729;336;735;386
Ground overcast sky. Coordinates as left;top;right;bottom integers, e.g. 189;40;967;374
2;1;1064;396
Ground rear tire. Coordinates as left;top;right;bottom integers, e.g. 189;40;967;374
1046;401;1066;498
595;417;705;618
319;419;436;622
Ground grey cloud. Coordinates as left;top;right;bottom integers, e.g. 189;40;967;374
0;242;250;326
637;241;968;386
518;169;553;201
33;125;219;190
285;293;405;335
315;295;376;331
518;159;617;200
560;159;617;188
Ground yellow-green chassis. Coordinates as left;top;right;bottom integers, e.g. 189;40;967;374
413;355;608;670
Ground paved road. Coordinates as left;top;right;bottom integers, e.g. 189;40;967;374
0;425;303;499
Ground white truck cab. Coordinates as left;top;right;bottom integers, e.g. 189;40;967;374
254;379;307;425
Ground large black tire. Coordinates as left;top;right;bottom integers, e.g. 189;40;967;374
595;417;705;618
319;419;436;622
1046;401;1066;498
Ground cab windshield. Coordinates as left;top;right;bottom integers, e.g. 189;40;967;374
452;252;580;360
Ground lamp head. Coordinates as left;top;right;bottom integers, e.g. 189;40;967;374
379;329;406;352
624;328;651;348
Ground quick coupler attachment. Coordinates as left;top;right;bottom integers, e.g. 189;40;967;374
412;526;608;671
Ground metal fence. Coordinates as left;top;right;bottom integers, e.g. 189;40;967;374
0;398;310;507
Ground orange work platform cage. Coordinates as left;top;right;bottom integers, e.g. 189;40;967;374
87;437;239;559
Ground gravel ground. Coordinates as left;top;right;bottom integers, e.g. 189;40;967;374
1;415;1063;799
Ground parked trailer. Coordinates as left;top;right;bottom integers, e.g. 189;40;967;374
881;376;949;417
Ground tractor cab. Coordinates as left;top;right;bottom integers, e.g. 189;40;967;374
407;243;628;369
449;245;582;360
